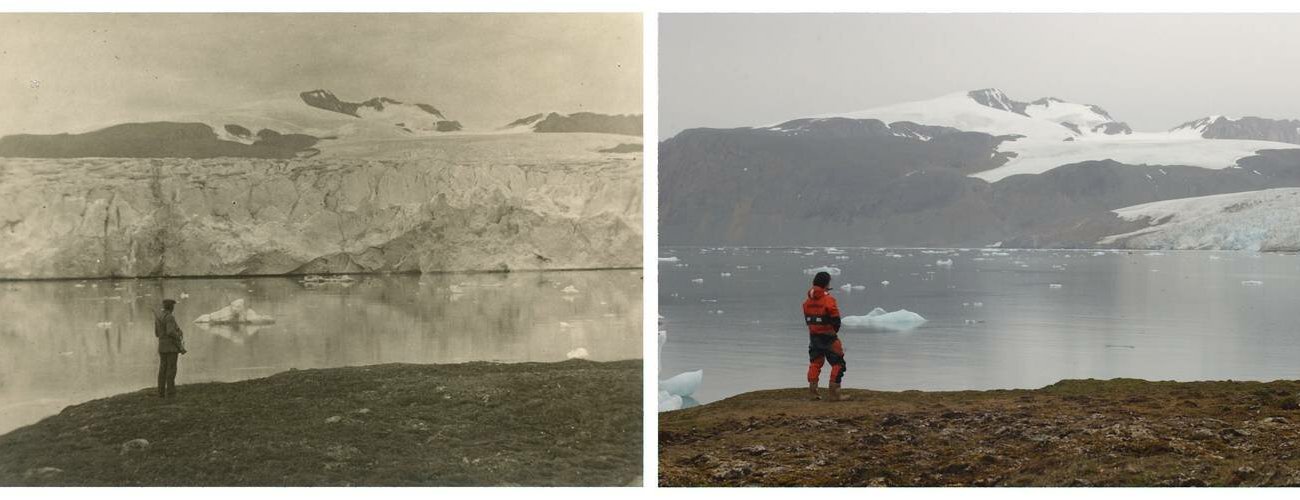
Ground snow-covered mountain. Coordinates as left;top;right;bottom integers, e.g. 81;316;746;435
792;88;1300;183
502;112;643;136
661;88;1300;250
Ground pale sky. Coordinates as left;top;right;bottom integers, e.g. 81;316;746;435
0;13;642;136
661;14;1300;138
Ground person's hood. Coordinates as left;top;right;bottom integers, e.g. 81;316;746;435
808;285;830;300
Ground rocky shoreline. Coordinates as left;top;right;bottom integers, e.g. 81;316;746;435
660;379;1300;486
0;359;642;486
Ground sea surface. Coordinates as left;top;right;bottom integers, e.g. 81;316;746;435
659;246;1300;405
0;270;642;434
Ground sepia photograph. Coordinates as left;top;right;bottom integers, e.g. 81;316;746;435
658;13;1300;487
0;12;644;486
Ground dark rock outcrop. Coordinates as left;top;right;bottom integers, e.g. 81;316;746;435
0;122;318;159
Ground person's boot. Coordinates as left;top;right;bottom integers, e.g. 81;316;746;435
808;381;821;401
828;383;850;402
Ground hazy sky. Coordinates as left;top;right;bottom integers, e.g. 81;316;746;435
661;14;1300;138
0;13;641;135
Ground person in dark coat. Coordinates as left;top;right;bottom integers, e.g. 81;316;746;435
154;299;186;398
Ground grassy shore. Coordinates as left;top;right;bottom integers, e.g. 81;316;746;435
0;359;641;486
660;379;1300;487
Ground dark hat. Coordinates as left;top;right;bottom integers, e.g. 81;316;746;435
162;299;177;308
812;271;832;288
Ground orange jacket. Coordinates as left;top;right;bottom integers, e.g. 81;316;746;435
802;285;841;335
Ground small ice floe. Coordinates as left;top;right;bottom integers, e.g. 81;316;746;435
842;308;927;331
562;285;579;294
839;283;866;292
887;253;904;259
566;347;589;359
179;292;190;299
658;390;684;412
74;283;86;288
691;278;704;284
1145;252;1165;256
95;321;112;329
301;274;355;288
1049;283;1063;289
710;310;725;315
1092;251;1107;256
720;272;732;277
658;256;680;262
972;302;983;308
701;299;717;303
1242;280;1264;286
559;321;574;328
935;259;954;268
880;280;890;286
193;299;275;325
1209;255;1222;260
835;255;850;260
802;266;842;276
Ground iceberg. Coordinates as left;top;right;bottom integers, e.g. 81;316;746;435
660;370;703;397
803;266;842;276
841;307;927;331
193;299;275;325
935;259;954;267
658;256;680;262
566;347;589;359
658;390;683;412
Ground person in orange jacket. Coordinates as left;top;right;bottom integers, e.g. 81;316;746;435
803;271;847;401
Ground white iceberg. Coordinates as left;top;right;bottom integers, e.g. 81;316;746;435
658;256;680;262
561;285;579;293
935;259;954;267
566;347;589;359
880;280;890;286
841;308;927;331
660;369;703;397
1049;283;1063;289
1242;280;1264;286
193;299;276;325
658;390;683;412
802;266;842;276
691;278;704;284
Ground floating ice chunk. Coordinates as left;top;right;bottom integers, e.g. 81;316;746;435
658;390;683;412
802;266;842;276
1242;280;1264;286
179;292;190;299
720;272;732;277
1208;255;1221;260
658;256;680;262
74;283;85;288
887;253;904;259
1145;252;1165;256
1049;283;1063;289
96;322;112;329
972;302;983;308
1092;251;1107;256
935;259;953;268
835;255;850;260
842;308;927;331
880;280;890;286
562;285;579;294
193;299;275;325
691;278;704;284
566;347;589;359
661;370;703;397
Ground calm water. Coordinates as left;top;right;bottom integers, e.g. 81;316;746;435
660;247;1300;405
0;270;642;434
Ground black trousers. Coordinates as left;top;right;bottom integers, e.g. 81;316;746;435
158;352;178;397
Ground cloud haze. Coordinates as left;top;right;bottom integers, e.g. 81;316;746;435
661;14;1300;138
0;13;642;135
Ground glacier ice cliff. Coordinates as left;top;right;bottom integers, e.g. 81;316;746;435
0;134;642;279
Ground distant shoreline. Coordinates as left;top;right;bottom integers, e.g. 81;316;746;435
0;266;644;284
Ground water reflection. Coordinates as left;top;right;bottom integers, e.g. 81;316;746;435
0;270;642;434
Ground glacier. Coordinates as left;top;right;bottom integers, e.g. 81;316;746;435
0;133;642;279
1098;188;1300;251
